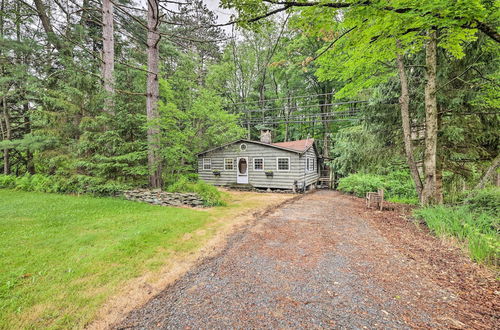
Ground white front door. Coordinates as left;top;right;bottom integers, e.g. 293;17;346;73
237;157;249;184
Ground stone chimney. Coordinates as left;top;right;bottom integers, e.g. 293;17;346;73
260;129;272;144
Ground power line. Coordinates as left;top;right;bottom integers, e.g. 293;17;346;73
229;92;339;106
234;100;370;113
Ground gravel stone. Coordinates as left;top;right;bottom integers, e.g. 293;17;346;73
116;191;497;329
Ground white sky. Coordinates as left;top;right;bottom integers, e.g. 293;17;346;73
137;0;235;33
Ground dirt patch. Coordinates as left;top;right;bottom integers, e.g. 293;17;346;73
342;193;499;329
86;191;297;330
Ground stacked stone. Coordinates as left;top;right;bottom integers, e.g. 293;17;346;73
122;189;205;207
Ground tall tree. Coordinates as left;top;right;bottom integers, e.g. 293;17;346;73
396;46;423;199
102;0;115;114
147;0;163;188
422;30;439;205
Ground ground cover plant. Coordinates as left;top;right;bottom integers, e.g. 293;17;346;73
0;188;271;329
0;174;129;196
166;176;226;206
337;172;419;204
414;187;500;266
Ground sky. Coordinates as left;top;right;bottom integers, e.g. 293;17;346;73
201;0;235;33
137;0;236;33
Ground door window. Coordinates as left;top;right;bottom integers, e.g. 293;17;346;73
238;158;248;174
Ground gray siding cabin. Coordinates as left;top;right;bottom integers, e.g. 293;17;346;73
197;131;319;191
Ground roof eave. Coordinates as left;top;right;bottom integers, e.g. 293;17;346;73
196;139;305;156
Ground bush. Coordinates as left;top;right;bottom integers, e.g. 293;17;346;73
0;174;129;196
0;175;16;189
337;173;385;197
414;206;499;265
167;176;226;206
464;187;500;216
337;171;418;202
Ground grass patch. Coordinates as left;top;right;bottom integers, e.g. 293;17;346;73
414;205;499;266
0;189;265;329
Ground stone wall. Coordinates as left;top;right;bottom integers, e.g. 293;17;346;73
122;189;205;207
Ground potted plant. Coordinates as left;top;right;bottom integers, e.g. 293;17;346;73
265;170;273;177
212;170;221;176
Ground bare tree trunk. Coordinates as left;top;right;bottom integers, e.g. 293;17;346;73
396;46;423;201
421;30;439;205
284;92;291;142
473;153;500;190
146;0;162;188
23;103;35;174
33;0;65;52
2;95;10;174
102;0;114;114
0;0;6;175
320;90;332;158
435;112;444;203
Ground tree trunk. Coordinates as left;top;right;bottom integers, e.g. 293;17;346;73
102;0;115;114
474;153;500;190
396;46;423;201
320;89;332;159
33;0;65;53
23;103;35;174
2;95;10;174
146;0;163;188
435;112;444;203
421;30;439;205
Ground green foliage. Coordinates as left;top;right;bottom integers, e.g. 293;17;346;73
159;81;244;180
464;187;500;216
167;176;226;206
0;174;129;196
331;125;403;176
414;205;499;265
0;175;16;188
337;171;418;203
337;173;385;198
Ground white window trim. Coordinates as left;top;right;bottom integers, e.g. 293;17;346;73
224;158;234;170
203;158;211;170
240;143;247;151
253;158;264;171
276;157;290;172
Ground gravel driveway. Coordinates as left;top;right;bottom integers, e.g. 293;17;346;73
117;190;497;329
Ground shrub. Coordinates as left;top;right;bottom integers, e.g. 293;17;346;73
167;176;225;206
0;174;129;196
464;187;500;216
337;171;418;202
414;206;499;265
0;175;16;188
337;173;385;197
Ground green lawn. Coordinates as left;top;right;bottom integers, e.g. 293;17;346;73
0;190;221;329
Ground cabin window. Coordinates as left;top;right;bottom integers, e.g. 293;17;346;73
203;158;211;170
307;157;315;172
240;143;247;151
253;158;264;171
224;158;234;170
277;157;290;171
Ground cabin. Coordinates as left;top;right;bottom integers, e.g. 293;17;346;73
197;130;320;191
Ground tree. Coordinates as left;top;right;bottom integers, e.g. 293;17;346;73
146;0;163;188
102;0;115;114
222;0;499;204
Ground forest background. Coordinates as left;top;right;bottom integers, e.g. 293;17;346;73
0;0;498;206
